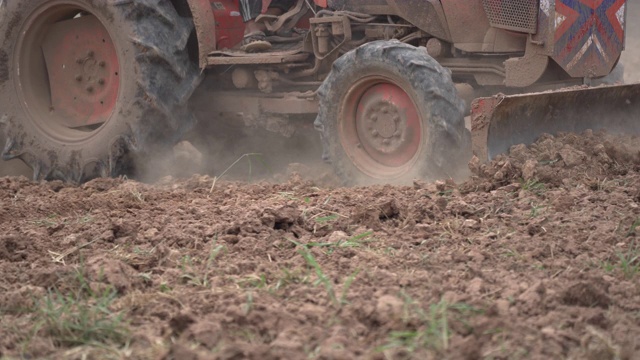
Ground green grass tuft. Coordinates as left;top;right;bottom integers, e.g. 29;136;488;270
34;269;129;348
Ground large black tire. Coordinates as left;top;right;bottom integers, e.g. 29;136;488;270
0;133;32;178
314;40;471;185
0;0;201;182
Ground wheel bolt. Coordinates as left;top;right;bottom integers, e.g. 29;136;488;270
75;75;83;82
369;115;378;122
356;143;362;149
98;79;105;85
394;131;402;138
371;130;379;137
382;139;391;145
393;116;400;123
86;86;94;93
99;61;106;67
76;58;83;64
87;50;95;57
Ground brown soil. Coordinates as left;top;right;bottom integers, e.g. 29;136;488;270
1;131;640;360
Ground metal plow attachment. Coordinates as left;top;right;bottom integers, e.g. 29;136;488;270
470;84;640;162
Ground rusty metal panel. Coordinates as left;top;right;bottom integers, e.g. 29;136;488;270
471;83;640;161
327;0;394;14
482;0;539;34
42;16;119;128
187;0;217;68
441;0;491;51
386;0;451;40
207;51;309;65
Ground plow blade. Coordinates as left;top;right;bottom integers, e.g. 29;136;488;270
471;84;640;162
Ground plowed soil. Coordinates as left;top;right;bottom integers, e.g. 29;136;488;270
1;130;640;360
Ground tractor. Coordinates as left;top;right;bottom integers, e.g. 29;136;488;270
0;0;638;184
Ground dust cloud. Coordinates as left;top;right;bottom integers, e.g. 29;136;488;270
621;0;640;83
135;109;332;184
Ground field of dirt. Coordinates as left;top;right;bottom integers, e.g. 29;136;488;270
1;130;640;359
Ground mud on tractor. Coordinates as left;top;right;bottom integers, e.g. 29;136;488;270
1;0;638;184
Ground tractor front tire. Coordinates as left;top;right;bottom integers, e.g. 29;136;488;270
0;0;201;182
315;40;471;185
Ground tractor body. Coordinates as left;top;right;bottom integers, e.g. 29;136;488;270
0;0;637;183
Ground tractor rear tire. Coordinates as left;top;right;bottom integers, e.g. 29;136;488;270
314;40;471;185
0;0;201;182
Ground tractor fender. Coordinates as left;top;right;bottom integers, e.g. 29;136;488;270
187;0;216;69
386;0;451;41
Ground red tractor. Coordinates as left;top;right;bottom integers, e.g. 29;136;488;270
1;0;638;184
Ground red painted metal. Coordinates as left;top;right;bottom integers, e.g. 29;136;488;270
208;0;244;50
41;15;119;128
314;0;328;7
207;1;282;50
552;0;626;78
207;0;310;50
341;79;422;176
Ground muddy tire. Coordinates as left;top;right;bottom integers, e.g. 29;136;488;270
314;40;470;185
0;0;201;182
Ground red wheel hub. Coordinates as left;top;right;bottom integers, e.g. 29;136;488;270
341;79;422;178
41;15;119;128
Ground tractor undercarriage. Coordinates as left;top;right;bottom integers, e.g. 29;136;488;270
0;0;637;185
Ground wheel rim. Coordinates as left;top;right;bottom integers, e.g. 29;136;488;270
339;76;423;179
15;2;120;141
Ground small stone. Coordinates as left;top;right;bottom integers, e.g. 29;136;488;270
541;326;557;337
463;219;478;228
